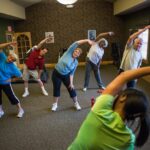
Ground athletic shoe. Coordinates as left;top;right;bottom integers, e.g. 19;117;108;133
83;87;87;92
42;89;48;96
51;103;58;112
100;86;106;90
17;109;24;118
0;110;4;118
74;102;81;111
22;91;29;97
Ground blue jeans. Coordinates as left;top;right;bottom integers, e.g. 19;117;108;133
84;59;104;88
52;69;77;98
118;69;136;88
127;80;136;88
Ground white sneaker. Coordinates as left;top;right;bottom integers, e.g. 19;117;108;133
51;103;58;112
83;87;87;92
99;86;106;90
22;91;29;97
74;102;81;111
0;110;4;118
17;109;24;118
42;89;48;96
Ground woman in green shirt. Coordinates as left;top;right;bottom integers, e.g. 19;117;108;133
68;67;150;150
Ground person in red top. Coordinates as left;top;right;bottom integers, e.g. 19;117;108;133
22;37;52;97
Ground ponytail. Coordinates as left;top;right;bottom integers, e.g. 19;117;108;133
135;114;150;147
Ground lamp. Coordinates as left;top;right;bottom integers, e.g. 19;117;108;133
56;0;78;8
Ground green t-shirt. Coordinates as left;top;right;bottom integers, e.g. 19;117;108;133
68;94;135;150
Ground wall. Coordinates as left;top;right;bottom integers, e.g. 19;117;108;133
0;18;14;42
114;0;147;15
0;0;25;19
14;0;125;63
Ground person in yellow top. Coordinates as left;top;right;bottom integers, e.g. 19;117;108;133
68;67;150;150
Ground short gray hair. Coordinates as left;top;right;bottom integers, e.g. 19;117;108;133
98;38;108;48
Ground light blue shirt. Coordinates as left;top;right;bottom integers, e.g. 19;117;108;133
0;52;22;84
55;42;79;75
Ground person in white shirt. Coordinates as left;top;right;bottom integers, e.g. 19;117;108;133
119;25;150;88
83;31;114;92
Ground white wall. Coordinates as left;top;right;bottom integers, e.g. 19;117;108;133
0;0;25;19
114;0;147;15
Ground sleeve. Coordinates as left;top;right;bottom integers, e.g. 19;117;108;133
126;40;133;49
11;64;22;77
65;42;79;55
92;94;115;113
0;52;7;62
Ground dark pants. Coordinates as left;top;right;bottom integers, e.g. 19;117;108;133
51;69;77;98
84;59;104;88
0;84;20;105
118;69;136;88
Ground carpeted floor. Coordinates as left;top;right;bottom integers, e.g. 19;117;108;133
0;64;150;150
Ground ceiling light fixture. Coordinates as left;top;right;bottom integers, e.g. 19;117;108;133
56;0;78;8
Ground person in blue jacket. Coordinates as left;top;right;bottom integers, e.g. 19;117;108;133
51;39;93;111
0;42;24;118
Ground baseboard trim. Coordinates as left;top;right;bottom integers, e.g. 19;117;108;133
142;76;150;83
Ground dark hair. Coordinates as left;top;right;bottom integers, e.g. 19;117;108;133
119;88;150;147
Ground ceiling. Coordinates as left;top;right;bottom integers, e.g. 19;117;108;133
7;0;150;15
11;0;42;8
11;0;116;8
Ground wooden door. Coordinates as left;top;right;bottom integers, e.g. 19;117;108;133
14;32;32;68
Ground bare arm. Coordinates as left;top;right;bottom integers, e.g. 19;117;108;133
76;39;94;46
69;75;74;90
0;41;16;50
95;31;114;42
38;69;43;79
102;67;150;96
36;36;53;49
127;25;150;46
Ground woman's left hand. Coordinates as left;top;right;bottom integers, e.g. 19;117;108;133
69;84;74;90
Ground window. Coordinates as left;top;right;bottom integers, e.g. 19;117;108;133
138;29;149;61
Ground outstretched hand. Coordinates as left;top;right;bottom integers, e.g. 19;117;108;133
109;32;115;36
10;41;17;46
45;35;53;43
144;25;150;30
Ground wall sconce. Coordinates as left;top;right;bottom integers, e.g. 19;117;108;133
56;0;78;8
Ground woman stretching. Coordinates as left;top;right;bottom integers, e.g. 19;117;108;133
51;39;93;111
68;67;150;150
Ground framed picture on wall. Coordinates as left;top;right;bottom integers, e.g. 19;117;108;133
5;31;15;52
6;31;14;42
45;32;54;43
88;30;96;41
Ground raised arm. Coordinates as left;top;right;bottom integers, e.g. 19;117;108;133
0;41;16;50
127;25;150;46
95;31;114;42
103;67;150;96
36;36;53;49
76;39;94;46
